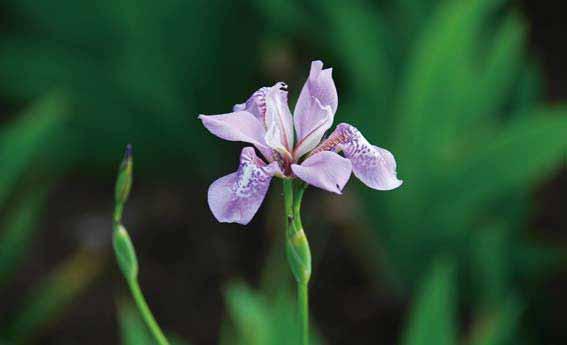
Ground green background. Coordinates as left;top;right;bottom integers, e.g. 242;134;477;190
0;0;566;344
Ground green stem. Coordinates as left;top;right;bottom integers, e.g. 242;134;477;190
298;282;309;345
293;182;306;232
283;179;311;345
283;179;294;234
127;278;171;345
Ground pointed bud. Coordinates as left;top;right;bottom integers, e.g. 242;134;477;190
286;228;312;284
114;145;133;222
113;224;139;281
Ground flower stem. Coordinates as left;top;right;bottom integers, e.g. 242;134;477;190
127;278;171;345
112;145;170;345
298;281;309;345
282;179;311;345
283;179;294;230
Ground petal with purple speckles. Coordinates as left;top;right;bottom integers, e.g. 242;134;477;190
317;123;403;190
208;147;280;225
293;61;338;159
291;151;352;194
198;111;273;160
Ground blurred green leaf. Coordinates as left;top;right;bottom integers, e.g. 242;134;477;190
118;301;153;345
472;13;526;121
401;259;457;345
397;0;506;182
468;297;523;345
118;301;191;345
224;282;272;345
440;110;567;227
222;282;322;345
0;93;67;209
0;188;48;288
2;249;105;343
469;225;511;310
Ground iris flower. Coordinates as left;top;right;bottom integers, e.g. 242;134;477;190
199;60;402;224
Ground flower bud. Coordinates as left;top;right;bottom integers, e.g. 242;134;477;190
115;144;133;208
286;228;312;284
113;224;138;281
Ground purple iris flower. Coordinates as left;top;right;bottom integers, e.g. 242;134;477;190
199;60;402;225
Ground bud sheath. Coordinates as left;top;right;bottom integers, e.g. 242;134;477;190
113;224;138;281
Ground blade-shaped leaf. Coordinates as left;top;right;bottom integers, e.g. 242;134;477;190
401;259;457;345
118;301;153;345
0;188;48;288
468;297;523;345
438;109;567;227
0;93;67;209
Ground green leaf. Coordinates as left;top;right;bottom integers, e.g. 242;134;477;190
222;282;322;345
319;0;394;135
439;109;567;227
396;0;508;184
224;282;271;345
0;92;68;209
468;298;523;345
472;13;526;121
469;224;511;309
401;259;457;345
119;301;154;345
2;249;105;343
118;301;191;345
0;188;48;288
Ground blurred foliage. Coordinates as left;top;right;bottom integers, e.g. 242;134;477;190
119;301;190;345
0;0;565;344
254;0;566;343
401;260;522;345
221;282;323;345
0;188;47;288
401;260;457;345
254;0;567;285
0;0;261;175
0;93;67;208
1;248;106;344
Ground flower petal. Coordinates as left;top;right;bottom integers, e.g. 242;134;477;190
291;151;352;194
198;111;272;160
264;82;294;157
233;87;270;122
207;147;280;225
293;97;333;159
320;123;402;190
293;61;338;157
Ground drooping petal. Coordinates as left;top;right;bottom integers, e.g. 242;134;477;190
291;151;352;194
315;123;403;190
207;147;280;225
293;61;338;158
198;111;272;160
264;82;294;158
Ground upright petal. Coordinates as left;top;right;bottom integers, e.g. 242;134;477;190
207;147;280;225
233;87;270;123
264;82;294;158
315;123;402;190
198;111;272;160
291;151;352;194
293;61;338;158
293;97;335;159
